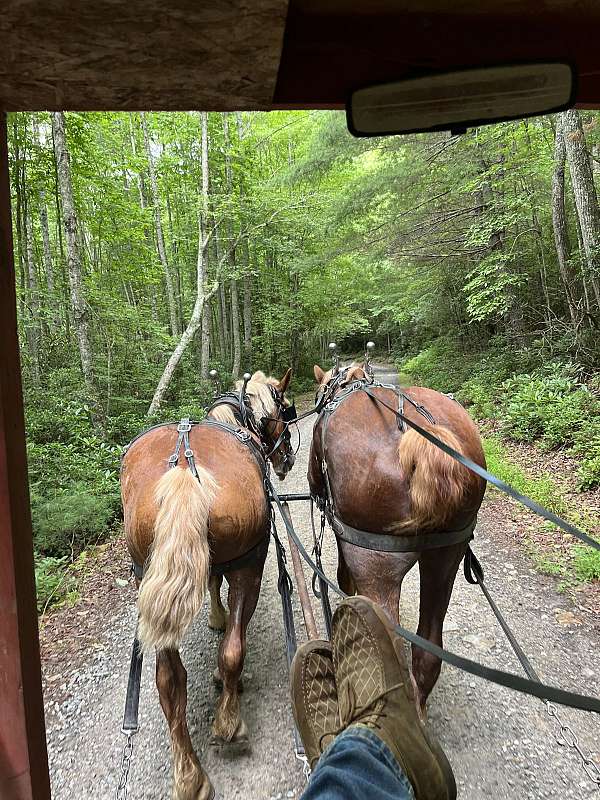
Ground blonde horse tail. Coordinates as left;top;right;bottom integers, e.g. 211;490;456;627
397;423;468;532
138;465;218;652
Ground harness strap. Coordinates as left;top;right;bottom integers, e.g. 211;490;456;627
200;417;267;475
330;514;477;553
210;532;270;577
267;476;600;715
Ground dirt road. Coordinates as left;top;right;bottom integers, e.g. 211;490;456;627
44;367;600;798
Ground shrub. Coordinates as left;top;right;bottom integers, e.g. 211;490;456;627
31;485;120;557
573;546;600;581
401;340;479;393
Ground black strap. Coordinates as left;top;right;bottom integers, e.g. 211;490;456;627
362;388;600;553
267;477;600;715
464;549;540;681
122;634;143;734
330;514;477;553
210;532;270;577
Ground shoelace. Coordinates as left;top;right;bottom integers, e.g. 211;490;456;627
318;679;405;750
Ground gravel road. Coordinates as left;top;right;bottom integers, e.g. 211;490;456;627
44;365;600;799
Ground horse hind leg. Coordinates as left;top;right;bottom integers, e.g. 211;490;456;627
412;541;468;715
156;649;213;800
212;560;264;744
339;541;418;623
208;574;228;631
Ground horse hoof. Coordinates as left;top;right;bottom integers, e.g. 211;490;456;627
212;668;244;693
210;719;249;750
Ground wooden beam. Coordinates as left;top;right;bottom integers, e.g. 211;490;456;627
0;112;50;800
0;1;288;111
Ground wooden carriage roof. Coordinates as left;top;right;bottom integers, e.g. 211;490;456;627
1;0;600;112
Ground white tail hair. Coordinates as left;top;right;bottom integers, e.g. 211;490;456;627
137;465;218;651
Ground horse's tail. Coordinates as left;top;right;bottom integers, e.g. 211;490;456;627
397;423;468;531
138;465;218;652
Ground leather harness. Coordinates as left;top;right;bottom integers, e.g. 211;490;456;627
314;374;477;553
125;408;273;581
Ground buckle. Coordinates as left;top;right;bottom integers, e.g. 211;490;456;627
177;422;192;433
184;448;194;458
167;454;178;465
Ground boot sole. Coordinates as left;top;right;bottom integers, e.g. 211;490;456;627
364;599;457;800
290;639;335;768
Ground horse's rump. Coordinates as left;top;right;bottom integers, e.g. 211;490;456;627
121;424;269;651
311;386;485;535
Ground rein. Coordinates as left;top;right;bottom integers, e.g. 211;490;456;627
267;475;600;716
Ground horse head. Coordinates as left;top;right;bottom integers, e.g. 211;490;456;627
237;368;296;480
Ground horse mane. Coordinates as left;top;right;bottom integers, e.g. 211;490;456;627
207;370;277;427
342;363;366;384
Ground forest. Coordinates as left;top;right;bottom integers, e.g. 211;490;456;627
8;108;600;608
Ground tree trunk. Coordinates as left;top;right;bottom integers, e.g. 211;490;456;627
230;278;241;376
147;111;214;414
200;112;211;379
561;109;600;302
51;112;100;418
24;202;41;383
236;113;253;362
141;112;180;338
551;116;579;326
243;267;252;361
223;113;241;377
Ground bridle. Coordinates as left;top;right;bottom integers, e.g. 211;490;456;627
261;385;298;461
207;384;297;463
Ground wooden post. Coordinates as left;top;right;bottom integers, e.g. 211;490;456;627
281;501;319;640
0;112;51;800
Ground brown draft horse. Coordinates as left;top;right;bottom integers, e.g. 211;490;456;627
121;370;294;800
309;363;486;714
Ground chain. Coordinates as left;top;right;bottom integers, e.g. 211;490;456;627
115;732;135;800
545;702;600;787
295;749;311;782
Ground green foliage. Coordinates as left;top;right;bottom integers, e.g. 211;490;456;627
401;340;480;393
482;437;568;516
34;556;75;612
573;546;600;581
31;487;119;557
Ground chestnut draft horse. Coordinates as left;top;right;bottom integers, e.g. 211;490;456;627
121;370;294;800
309;364;486;714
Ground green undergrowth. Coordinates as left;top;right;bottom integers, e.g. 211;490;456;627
483;436;600;586
401;338;600;490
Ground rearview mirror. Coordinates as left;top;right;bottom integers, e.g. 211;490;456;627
347;63;575;137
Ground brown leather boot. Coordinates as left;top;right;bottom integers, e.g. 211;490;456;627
332;596;456;800
290;639;340;769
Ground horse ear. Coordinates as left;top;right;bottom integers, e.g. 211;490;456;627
314;365;325;383
278;367;292;393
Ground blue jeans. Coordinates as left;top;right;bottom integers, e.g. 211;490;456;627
300;725;415;800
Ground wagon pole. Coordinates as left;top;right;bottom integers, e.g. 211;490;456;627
281;501;320;640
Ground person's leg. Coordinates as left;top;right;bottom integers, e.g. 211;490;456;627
290;596;455;800
300;725;415;800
